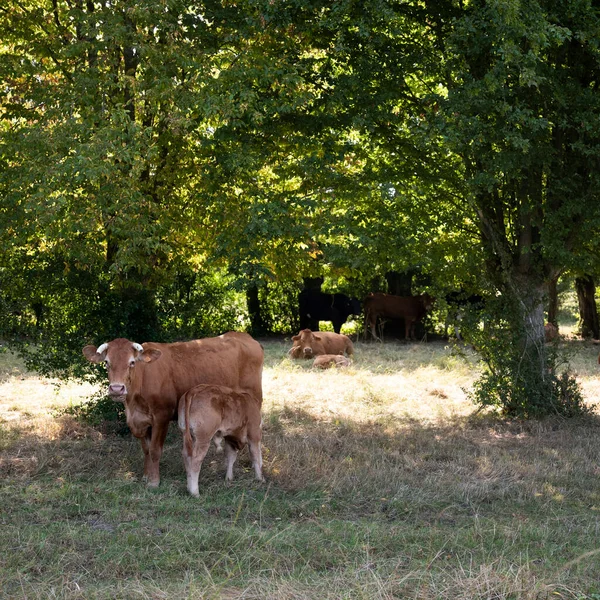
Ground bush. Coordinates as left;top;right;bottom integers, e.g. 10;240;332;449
463;294;588;419
56;391;128;434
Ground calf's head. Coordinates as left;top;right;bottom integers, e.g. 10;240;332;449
82;338;162;399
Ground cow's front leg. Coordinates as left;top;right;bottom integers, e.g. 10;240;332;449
140;428;152;481
143;421;169;488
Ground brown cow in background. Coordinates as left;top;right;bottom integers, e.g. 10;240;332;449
364;293;434;341
289;329;354;359
83;332;263;488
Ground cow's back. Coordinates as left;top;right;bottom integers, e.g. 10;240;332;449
315;331;353;355
365;293;423;319
134;332;263;415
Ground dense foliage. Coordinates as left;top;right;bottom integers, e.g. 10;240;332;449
2;0;600;417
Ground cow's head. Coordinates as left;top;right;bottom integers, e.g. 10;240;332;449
292;329;320;359
82;338;162;400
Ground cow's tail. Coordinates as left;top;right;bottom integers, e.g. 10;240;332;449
183;392;194;457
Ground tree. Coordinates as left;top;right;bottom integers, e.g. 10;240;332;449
428;0;600;415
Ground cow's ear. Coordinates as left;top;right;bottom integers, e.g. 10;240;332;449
313;334;322;341
83;345;105;364
138;348;162;363
292;335;300;341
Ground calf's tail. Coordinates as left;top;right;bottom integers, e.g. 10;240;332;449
183;392;194;457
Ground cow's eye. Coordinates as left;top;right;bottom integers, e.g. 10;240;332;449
129;360;135;368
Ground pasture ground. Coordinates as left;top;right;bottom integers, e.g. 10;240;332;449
2;338;600;599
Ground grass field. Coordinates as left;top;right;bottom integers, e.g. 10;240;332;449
2;337;600;599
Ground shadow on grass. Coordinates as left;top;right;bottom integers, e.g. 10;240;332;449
3;405;600;519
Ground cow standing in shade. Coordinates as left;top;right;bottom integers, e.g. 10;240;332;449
299;290;361;333
289;328;354;359
82;333;263;488
364;293;434;341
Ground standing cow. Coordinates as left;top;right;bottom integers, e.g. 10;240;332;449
298;290;361;333
364;293;434;341
178;384;264;496
82;332;263;488
289;328;354;359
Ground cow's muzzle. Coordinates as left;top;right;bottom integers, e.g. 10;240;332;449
303;347;313;357
108;383;127;398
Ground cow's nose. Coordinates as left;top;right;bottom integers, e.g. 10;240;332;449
108;383;126;397
303;347;313;356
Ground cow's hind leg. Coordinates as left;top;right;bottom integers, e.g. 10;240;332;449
224;440;239;481
183;439;210;497
248;426;264;482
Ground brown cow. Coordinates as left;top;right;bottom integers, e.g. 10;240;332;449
178;384;263;496
82;332;263;488
544;323;558;342
289;329;354;359
312;354;352;369
364;293;434;341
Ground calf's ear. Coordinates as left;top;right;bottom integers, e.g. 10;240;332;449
292;335;300;341
313;334;322;340
138;348;162;363
83;345;105;364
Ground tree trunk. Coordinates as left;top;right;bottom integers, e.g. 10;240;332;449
247;283;267;337
547;274;559;328
575;275;599;339
385;270;413;296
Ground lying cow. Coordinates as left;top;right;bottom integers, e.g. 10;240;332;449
289;329;354;359
364;292;434;341
82;332;263;488
178;384;263;496
312;354;352;369
299;289;362;333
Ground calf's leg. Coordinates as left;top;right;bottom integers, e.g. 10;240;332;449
183;439;211;497
224;441;239;481
248;438;264;481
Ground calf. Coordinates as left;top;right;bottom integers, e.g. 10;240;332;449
312;354;352;369
290;329;354;359
178;384;264;496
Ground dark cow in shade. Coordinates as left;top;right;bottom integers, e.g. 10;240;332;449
364;293;435;341
82;333;263;488
299;290;361;334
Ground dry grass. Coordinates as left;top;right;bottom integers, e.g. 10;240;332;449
2;339;600;599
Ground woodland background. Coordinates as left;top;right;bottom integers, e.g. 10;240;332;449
2;0;600;416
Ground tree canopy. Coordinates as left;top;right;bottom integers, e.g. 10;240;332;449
2;0;600;416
